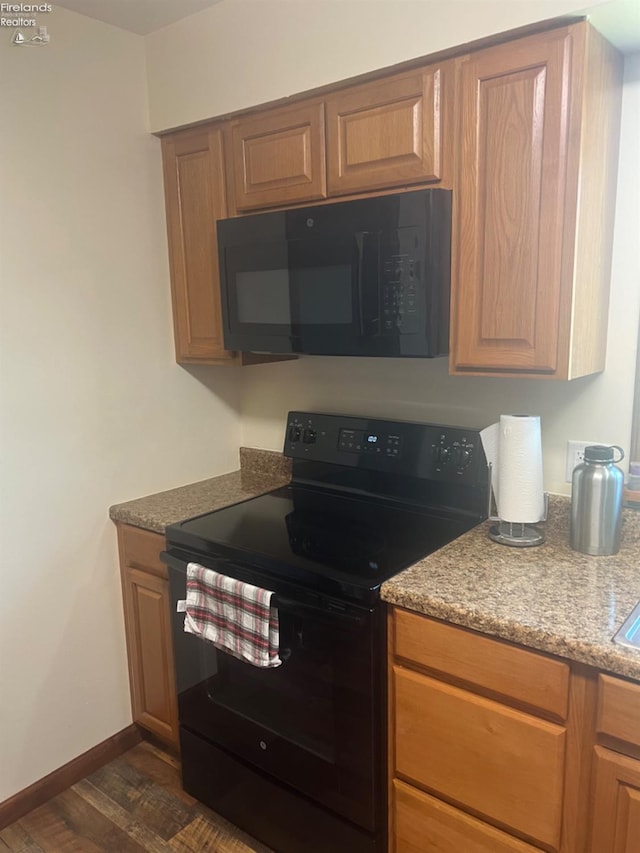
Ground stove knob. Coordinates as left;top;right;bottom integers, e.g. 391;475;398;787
303;427;317;444
288;424;302;442
433;445;449;466
450;446;473;471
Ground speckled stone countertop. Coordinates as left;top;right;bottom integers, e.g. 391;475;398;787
108;448;291;534
382;496;640;681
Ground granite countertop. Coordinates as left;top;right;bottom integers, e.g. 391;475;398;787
382;496;640;681
108;448;291;534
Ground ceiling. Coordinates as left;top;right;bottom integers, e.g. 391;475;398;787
53;0;223;35
53;0;640;50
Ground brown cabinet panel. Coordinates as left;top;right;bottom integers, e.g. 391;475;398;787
228;101;327;211
451;23;622;378
161;126;237;364
590;747;640;853
452;30;570;374
120;524;168;580
393;779;543;853
393;665;565;848
118;525;179;749
393;608;569;720
597;674;640;750
326;64;451;195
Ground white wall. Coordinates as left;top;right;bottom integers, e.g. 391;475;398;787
145;0;610;132
0;8;241;801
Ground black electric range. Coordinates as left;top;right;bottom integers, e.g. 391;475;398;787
162;411;489;853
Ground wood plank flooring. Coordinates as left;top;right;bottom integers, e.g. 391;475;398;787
0;741;273;852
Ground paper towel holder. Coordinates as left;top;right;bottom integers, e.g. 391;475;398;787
486;463;548;547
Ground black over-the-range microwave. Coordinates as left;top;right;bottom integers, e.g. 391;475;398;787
216;188;452;358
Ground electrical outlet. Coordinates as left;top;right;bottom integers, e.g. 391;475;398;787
565;440;598;483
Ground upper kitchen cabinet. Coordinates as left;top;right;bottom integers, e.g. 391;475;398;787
325;63;452;196
226;101;327;213
161;125;237;364
451;23;623;379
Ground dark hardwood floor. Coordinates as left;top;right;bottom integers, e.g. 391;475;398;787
0;741;273;852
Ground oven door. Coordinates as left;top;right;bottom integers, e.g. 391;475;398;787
166;552;383;832
219;231;380;355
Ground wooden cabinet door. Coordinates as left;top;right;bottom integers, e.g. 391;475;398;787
161;126;237;364
118;526;179;749
590;747;640;853
451;28;573;375
326;63;452;196
227;101;327;212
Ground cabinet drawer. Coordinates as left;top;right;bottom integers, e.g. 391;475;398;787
597;673;640;748
393;608;569;719
118;524;166;579
393;666;565;849
393;779;543;853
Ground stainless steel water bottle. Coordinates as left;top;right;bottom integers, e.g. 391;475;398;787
570;445;624;555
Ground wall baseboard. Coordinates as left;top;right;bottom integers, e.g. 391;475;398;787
0;724;141;830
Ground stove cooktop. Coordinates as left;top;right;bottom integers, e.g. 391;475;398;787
166;483;478;596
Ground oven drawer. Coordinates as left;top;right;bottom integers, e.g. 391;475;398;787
392;779;544;852
393;607;569;719
393;665;566;849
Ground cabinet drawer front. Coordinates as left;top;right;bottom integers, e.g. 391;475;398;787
393;779;543;853
597;674;640;748
229;102;327;211
393;608;569;719
326;64;450;195
394;666;565;849
118;524;166;579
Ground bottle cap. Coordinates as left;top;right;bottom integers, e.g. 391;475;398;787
584;445;615;462
630;461;640;475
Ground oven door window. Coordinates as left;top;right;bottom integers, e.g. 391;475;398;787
223;233;378;352
174;594;378;831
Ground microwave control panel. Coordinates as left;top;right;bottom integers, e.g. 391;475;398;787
381;254;419;335
380;226;423;336
284;412;487;486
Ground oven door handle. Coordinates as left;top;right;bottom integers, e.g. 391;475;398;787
273;596;369;626
161;551;370;626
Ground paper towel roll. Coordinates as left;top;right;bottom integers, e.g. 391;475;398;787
480;415;545;523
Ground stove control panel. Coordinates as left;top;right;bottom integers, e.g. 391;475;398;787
284;411;487;485
338;428;402;458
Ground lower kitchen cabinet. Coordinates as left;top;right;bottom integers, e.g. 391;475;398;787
117;523;179;750
590;748;640;852
388;606;590;852
590;674;640;852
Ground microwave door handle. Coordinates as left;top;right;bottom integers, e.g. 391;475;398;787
355;232;366;336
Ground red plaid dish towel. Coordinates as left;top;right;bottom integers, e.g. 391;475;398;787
184;563;282;668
